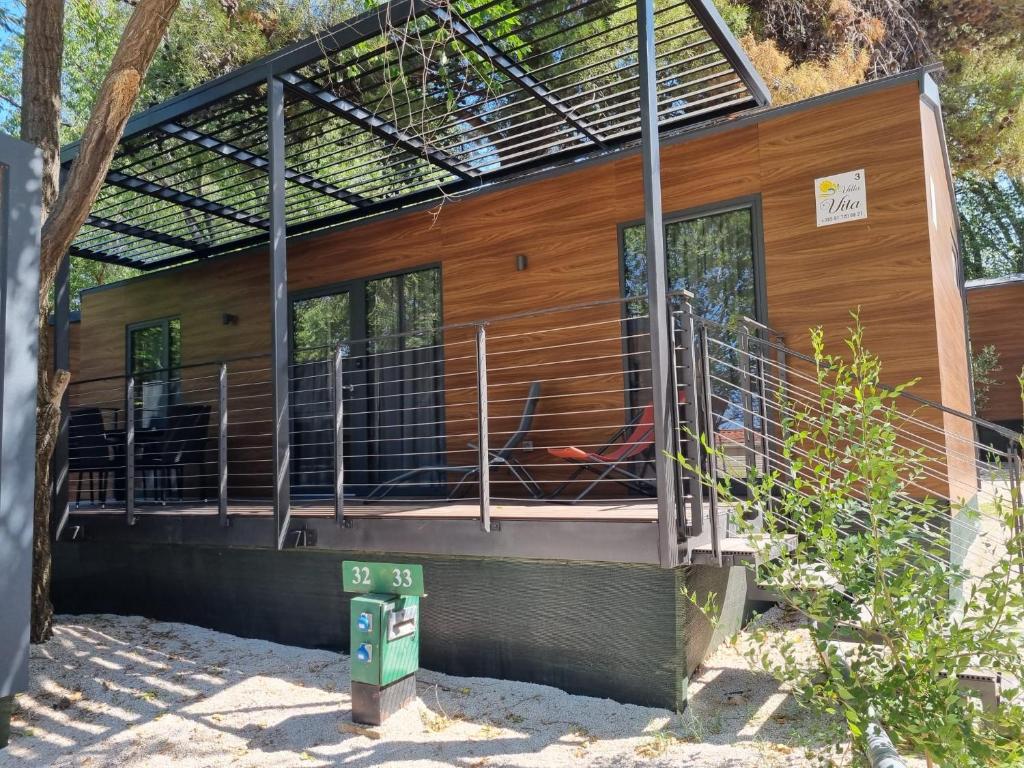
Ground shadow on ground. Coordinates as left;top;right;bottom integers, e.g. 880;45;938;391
0;612;837;767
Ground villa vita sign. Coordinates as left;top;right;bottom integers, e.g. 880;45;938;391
815;169;867;227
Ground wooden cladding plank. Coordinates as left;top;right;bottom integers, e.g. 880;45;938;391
920;101;977;501
968;282;1024;424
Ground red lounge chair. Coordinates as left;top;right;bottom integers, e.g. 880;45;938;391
547;394;685;504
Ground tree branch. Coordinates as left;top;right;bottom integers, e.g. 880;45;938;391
38;0;180;303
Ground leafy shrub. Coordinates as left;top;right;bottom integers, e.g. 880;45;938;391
681;317;1024;766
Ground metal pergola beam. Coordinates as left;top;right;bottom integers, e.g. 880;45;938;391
60;0;429;158
69;244;144;267
105;170;270;230
86;214;197;251
431;7;606;148
637;0;680;569
159;122;373;208
267;75;292;550
278;72;478;182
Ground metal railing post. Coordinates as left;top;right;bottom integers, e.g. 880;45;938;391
669;312;687;555
218;362;228;526
738;324;756;478
475;324;491;532
333;344;345;525
755;336;771;476
698;326;722;566
676;303;703;544
1009;447;1023;577
125;376;135;526
773;335;792;478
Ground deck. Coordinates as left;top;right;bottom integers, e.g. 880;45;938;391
62;497;789;567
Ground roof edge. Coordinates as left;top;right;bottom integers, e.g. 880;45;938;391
966;273;1024;290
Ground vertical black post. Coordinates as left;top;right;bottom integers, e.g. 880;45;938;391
668;312;688;554
52;255;70;538
268;74;291;549
333;344;345;525
218;362;228;526
754;331;771;476
637;0;678;568
738;325;756;478
125;376;135;526
1009;448;1023;578
475;324;490;532
697;327;721;565
676;302;703;545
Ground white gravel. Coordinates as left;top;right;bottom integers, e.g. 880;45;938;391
1;610;840;767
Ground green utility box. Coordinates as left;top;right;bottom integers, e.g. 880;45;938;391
350;593;420;687
343;561;425;726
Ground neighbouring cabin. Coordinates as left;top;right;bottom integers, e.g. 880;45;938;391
50;0;985;710
967;274;1024;445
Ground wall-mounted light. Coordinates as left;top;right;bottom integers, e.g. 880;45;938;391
222;313;239;326
515;254;528;272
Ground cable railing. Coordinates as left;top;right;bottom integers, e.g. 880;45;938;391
671;303;1024;576
58;290;1023;574
61;292;686;537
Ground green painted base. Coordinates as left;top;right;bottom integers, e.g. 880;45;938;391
54;542;755;710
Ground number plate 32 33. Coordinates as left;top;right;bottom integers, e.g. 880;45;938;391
342;560;425;596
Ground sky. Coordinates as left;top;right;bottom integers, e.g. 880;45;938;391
0;0;22;128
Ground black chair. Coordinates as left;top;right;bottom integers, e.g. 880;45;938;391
69;407;117;505
369;381;543;500
137;404;212;502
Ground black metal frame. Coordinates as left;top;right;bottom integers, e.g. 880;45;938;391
55;0;773;566
61;0;767;271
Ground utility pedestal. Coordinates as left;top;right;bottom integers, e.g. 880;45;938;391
343;561;425;726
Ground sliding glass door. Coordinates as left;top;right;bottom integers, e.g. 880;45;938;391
620;203;762;428
289;267;444;497
127;317;181;429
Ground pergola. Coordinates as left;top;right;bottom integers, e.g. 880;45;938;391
55;0;769;561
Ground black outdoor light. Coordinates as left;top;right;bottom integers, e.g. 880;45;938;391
515;254;528;272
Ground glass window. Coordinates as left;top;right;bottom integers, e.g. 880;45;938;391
621;206;759;431
292;291;352;363
127;318;181;428
622;207;757;324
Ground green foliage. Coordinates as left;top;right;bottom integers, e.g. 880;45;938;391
958;174;1024;280
680;315;1024;765
972;344;1002;413
942;48;1024;179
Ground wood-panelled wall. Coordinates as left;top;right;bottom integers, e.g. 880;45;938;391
968;280;1024;425
67;78;974;500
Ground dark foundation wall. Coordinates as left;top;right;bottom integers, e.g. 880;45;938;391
53;542;749;710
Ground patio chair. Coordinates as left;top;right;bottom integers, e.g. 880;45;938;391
69;407;117;506
546;393;685;504
137;404;212;502
368;381;543;500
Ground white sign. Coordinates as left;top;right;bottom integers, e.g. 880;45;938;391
815;169;867;227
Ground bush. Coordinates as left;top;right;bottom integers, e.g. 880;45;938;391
681;316;1024;766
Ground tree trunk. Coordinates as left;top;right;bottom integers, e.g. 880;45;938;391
21;0;66;644
19;0;181;643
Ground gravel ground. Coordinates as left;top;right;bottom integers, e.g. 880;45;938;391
1;610;844;767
